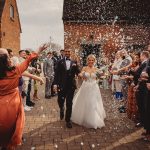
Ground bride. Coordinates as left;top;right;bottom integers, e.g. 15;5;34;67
71;54;106;129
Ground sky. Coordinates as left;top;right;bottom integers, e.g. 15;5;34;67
17;0;64;50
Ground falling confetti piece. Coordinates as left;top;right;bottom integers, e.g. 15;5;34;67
91;144;95;148
31;147;36;150
54;144;58;148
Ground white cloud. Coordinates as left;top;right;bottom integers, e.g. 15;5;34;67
17;0;64;49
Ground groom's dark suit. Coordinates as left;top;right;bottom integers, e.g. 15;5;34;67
54;57;80;123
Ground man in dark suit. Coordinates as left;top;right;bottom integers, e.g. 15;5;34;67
59;49;65;60
135;51;149;127
53;49;80;128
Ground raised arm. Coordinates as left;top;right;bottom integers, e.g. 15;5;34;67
16;44;48;75
17;52;38;75
22;71;44;84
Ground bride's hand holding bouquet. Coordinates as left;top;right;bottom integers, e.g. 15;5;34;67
96;69;103;79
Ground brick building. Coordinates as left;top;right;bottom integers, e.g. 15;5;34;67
0;0;21;54
63;0;150;58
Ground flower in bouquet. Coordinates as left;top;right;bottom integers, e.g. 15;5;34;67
96;70;103;78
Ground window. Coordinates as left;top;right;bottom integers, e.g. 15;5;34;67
10;5;14;19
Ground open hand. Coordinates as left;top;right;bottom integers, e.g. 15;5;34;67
36;43;49;54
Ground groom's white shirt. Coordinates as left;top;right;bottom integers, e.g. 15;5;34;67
65;57;71;70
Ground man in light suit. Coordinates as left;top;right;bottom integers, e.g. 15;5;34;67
43;52;54;99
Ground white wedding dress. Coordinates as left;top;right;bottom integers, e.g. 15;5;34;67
71;72;106;129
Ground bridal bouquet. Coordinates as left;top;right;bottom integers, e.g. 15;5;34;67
96;70;103;78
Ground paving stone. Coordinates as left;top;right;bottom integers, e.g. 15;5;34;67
16;88;150;150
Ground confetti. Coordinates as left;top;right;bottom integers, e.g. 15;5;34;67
91;144;95;148
31;147;36;150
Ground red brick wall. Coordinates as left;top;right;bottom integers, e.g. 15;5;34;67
64;22;150;56
0;0;21;55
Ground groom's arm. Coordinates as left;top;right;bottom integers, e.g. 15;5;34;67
75;62;81;76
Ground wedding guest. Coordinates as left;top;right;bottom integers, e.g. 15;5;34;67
125;53;140;120
59;49;65;59
111;51;123;100
0;44;47;150
24;51;36;107
7;49;31;111
114;50;132;113
100;58;110;90
31;58;42;100
51;51;60;96
135;51;149;127
118;50;132;101
7;49;20;65
43;52;54;99
18;50;36;108
143;59;150;141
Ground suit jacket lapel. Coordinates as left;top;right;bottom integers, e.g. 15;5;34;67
70;60;74;70
62;58;67;70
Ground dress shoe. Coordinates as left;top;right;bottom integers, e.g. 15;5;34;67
66;122;72;128
60;110;64;120
26;101;35;107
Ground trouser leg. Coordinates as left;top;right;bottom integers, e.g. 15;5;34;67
65;88;75;122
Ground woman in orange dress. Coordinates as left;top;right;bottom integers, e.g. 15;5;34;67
0;45;47;150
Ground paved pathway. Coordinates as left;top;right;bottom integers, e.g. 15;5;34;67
17;87;150;150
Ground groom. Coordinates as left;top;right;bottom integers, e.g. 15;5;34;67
53;49;80;128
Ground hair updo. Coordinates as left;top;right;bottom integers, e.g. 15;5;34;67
86;54;97;65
